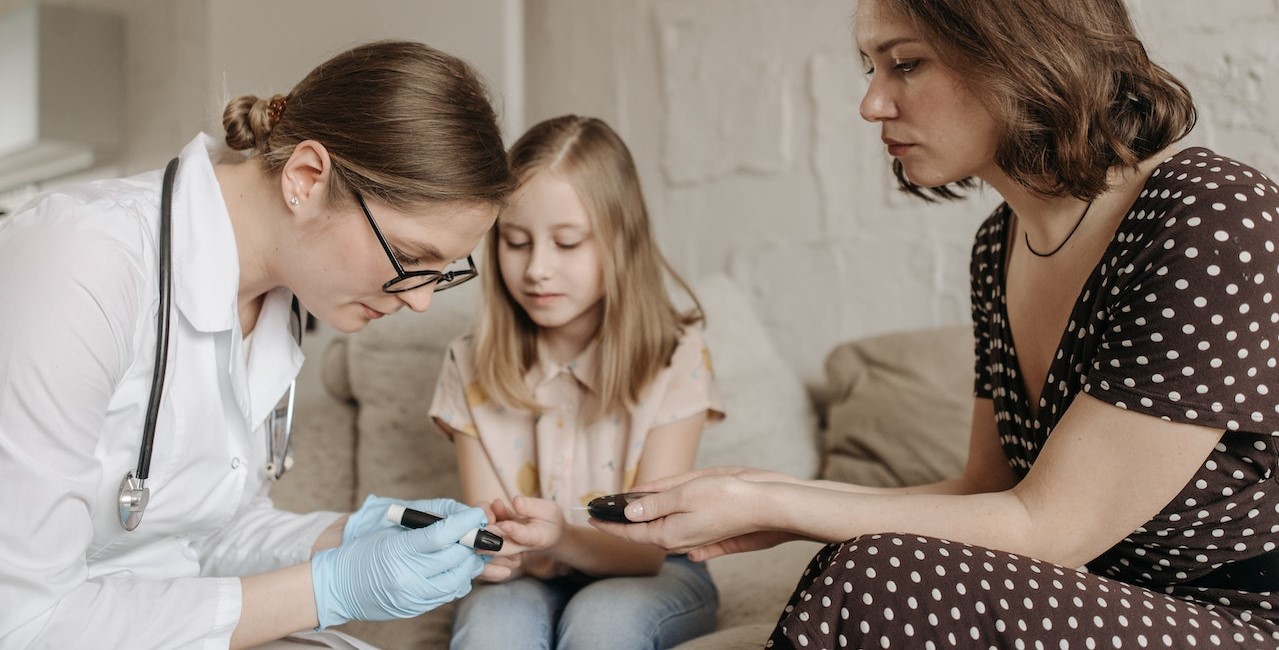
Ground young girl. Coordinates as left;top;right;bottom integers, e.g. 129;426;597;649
429;115;723;649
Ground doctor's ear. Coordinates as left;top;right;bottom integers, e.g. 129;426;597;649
280;140;332;209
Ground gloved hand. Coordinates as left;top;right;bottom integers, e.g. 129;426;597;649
312;506;488;629
343;494;473;544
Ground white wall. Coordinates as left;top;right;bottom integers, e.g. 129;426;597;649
5;0;1277;387
0;0;522;177
524;0;1279;387
206;0;523;141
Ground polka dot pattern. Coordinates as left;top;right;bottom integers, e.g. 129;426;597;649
968;150;1279;589
972;149;1278;452
758;148;1279;646
768;535;1279;648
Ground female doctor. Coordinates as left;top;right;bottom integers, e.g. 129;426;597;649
0;41;514;648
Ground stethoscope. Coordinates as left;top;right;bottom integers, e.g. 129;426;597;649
117;157;301;531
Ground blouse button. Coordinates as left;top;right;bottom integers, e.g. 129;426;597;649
230;457;241;469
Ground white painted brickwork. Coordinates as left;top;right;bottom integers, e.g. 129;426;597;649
2;0;1275;387
526;0;1279;387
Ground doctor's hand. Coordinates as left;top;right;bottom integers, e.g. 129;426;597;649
342;494;472;544
311;506;487;629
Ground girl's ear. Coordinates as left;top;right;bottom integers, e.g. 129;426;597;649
280;140;333;211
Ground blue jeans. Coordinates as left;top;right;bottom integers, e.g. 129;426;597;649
450;555;718;650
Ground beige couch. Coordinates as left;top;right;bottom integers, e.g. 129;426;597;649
272;274;975;649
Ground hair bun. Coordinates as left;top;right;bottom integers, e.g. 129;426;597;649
222;94;283;152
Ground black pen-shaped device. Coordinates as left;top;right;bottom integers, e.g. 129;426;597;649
386;504;504;552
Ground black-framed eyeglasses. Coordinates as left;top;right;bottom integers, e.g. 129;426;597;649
354;191;479;294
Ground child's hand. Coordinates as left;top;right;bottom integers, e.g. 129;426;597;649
487;495;565;553
478;552;525;583
475;500;498;527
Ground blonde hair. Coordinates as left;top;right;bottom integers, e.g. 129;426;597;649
475;115;703;420
221;40;514;210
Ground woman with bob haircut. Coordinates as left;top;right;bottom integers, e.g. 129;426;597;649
592;1;1279;647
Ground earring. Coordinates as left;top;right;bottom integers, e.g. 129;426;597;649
289;197;300;206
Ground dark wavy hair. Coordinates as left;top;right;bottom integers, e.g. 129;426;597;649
877;0;1196;202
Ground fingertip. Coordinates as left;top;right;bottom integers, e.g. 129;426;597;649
491;498;513;520
500;522;529;544
623;499;646;522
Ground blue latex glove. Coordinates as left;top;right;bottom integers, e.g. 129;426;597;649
312;506;487;629
343;494;472;544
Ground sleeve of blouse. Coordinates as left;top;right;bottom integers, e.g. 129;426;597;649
1084;164;1279;435
653;327;726;427
429;338;480;439
0;202;239;648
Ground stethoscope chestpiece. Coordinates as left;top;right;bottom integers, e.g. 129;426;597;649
117;471;150;531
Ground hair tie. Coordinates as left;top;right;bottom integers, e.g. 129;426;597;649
267;95;288;126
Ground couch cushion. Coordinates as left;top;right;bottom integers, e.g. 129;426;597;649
692;274;820;479
821;325;973;487
706;540;822;629
270;333;359;514
345;284;483;502
670;622;777;649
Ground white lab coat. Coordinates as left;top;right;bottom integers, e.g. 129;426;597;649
0;135;343;648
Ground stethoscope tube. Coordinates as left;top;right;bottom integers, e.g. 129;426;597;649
139;157;179;482
118;157;179;531
117;157;301;530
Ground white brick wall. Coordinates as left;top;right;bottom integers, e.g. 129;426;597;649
526;0;1279;387
4;0;1275;387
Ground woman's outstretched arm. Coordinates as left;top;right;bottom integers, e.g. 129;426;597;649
594;394;1219;566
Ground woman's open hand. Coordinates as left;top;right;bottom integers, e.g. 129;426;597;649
588;473;800;561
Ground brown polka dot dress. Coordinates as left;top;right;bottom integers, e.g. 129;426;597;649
769;149;1279;649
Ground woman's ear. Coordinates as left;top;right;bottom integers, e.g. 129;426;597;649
280;140;332;210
